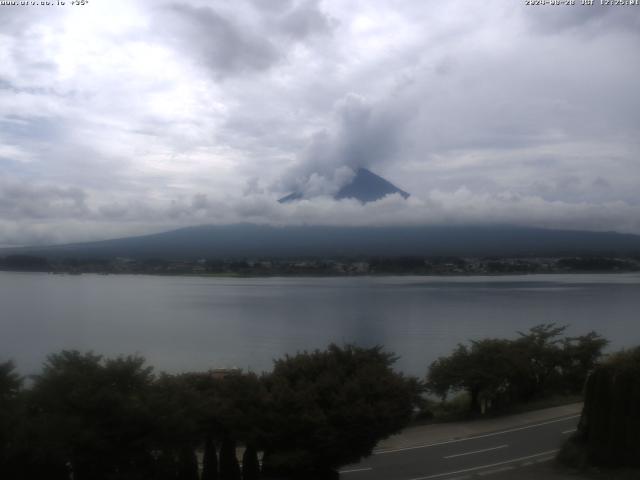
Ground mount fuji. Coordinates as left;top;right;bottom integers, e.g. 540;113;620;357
279;168;409;204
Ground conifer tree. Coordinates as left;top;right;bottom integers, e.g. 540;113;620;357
242;445;260;480
202;436;218;480
219;437;241;480
177;447;199;480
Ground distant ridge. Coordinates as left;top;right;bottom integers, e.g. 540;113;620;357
279;168;409;203
4;224;640;260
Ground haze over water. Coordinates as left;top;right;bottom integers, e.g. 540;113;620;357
3;271;640;377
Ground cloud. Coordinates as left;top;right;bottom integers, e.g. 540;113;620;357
155;4;280;77
277;0;333;39
0;0;639;246
0;181;88;221
152;0;332;78
280;92;414;194
525;3;640;34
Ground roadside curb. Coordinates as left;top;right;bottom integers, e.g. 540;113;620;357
374;403;583;453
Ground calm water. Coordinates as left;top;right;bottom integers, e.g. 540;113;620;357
2;272;640;377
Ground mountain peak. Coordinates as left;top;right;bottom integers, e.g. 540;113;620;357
279;168;409;204
335;168;409;203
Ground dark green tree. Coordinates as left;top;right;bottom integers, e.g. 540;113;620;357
201;435;218;480
560;332;608;393
427;340;517;414
219;436;241;480
242;445;260;480
207;372;266;445
153;450;178;480
177;446;199;480
0;361;23;479
148;373;204;478
426;344;470;402
260;344;420;478
28;351;155;480
577;347;640;467
426;325;606;414
186;371;266;478
0;361;21;400
511;324;567;400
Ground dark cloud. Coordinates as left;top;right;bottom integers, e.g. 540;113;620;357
154;0;332;78
282;93;414;195
0;182;89;220
249;0;293;14
278;0;333;39
525;5;640;34
157;4;280;76
0;0;639;245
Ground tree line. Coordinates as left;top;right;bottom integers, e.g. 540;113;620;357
564;346;640;468
0;345;420;480
0;326;608;479
426;324;608;414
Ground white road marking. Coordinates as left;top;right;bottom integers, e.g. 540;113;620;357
374;415;579;455
339;467;373;474
407;449;559;480
562;429;577;435
444;444;508;459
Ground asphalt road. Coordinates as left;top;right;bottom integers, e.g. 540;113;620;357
339;414;580;480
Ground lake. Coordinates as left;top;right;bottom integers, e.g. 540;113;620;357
2;272;640;377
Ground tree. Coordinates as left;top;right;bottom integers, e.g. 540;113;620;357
0;361;21;401
177;446;199;480
201;435;218;480
560;332;608;393
242;445;260;480
219;436;241;480
426;345;468;402
205;372;266;446
0;255;49;271
152;370;266;480
260;344;421;478
0;361;23;479
427;340;518;414
148;373;204;478
28;351;155;480
512;324;567;400
577;347;640;467
426;325;607;414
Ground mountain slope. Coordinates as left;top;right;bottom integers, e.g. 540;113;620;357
279;168;409;203
335;168;409;202
4;224;640;260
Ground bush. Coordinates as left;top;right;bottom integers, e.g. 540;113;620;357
260;344;421;477
426;325;607;414
556;433;588;469
578;347;640;467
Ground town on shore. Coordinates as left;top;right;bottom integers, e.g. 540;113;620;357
1;254;640;276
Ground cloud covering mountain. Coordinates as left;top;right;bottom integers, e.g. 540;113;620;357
1;1;639;246
279;168;409;203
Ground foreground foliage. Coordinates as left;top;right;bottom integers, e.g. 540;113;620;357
0;344;420;480
426;324;607;414
261;345;420;477
570;347;640;468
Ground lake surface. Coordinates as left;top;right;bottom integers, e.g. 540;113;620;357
2;272;640;377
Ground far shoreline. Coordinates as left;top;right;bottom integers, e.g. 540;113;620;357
2;269;640;280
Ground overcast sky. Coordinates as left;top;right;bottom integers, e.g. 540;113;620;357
1;0;639;246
